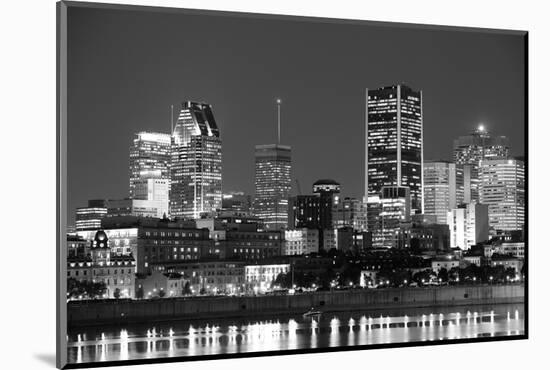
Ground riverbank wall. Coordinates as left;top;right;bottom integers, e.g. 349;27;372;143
68;284;524;327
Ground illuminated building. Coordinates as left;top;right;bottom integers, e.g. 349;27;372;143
245;263;290;293
224;230;283;260
366;84;423;214
423;161;464;224
77;216;212;274
132;177;170;218
67;230;136;299
253;144;291;230
106;198;166;219
479;158;525;232
170;101;222;219
409;222;450;252
128;132;171;199
67;234;88;258
284;228;319;255
157;260;247;296
366;186;411;249
447;203;489;250
135;271;188;298
221;191;252;215
75;199;107;231
453;126;510;203
333;197;368;232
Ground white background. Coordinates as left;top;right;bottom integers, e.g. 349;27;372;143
0;0;547;368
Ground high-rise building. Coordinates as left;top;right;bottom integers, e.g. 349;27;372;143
170;101;222;219
447;203;489;250
453;126;510;203
312;179;340;229
367;186;411;249
133;178;170;218
366;84;423;214
129;132;171;199
423;161;464;224
106;198;167;219
479;158;525;232
75;199;108;231
253;144;291;230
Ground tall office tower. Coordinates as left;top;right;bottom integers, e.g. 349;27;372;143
75;199;108;231
133;177;170;218
128;132;171;198
253;144;291;230
479;158;525;233
312;179;340;229
366;84;423;215
453;126;510;203
423;161;464;224
170;101;222;219
447;202;489;250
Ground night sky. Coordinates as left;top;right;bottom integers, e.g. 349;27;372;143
67;5;525;225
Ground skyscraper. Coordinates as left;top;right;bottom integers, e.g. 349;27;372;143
367;186;411;249
423;161;464;224
453;126;510;203
447;203;489;250
479;158;525;232
253;144;291;230
365;84;423;214
129;132;171;199
132;177;170;218
170;101;222;219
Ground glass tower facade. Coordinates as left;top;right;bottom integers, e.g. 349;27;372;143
423;161;464;224
366;85;423;214
253;144;291;230
453;127;510;203
170;101;222;219
129;132;171;199
479;158;525;232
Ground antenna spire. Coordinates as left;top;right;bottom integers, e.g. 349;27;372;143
170;104;174;134
276;98;282;144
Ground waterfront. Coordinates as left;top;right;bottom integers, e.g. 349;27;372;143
67;302;524;364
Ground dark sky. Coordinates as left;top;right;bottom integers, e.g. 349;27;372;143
67;5;525;224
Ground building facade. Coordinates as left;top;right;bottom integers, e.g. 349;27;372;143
67;230;136;299
284;228;319;255
447;203;489;250
170;101;222;219
423;161;464;224
453;126;510;203
132;177;170;218
366;84;423;214
75;199;108;231
253;144;291;230
479;158;525;233
128;131;171;199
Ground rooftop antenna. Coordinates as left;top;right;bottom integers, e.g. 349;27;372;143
276;98;282;144
170;104;174;134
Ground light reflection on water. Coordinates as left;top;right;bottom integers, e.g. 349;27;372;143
67;303;524;364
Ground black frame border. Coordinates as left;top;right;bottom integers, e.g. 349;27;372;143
56;1;529;369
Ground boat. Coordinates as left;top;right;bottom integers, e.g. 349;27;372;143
303;307;323;317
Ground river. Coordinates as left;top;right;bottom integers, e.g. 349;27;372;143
67;302;524;364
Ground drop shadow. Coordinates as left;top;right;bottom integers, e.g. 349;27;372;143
34;353;56;367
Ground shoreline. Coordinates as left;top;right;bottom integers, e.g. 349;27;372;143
68;284;524;328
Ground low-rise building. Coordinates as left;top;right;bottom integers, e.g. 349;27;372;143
431;256;460;273
136;271;188;298
284;228;319;255
245;263;290;293
67;230;136;299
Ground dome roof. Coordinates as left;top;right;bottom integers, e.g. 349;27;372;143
93;230;109;248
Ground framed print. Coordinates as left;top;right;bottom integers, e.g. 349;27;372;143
57;1;527;368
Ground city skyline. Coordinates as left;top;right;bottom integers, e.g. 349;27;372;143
67;7;525;224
